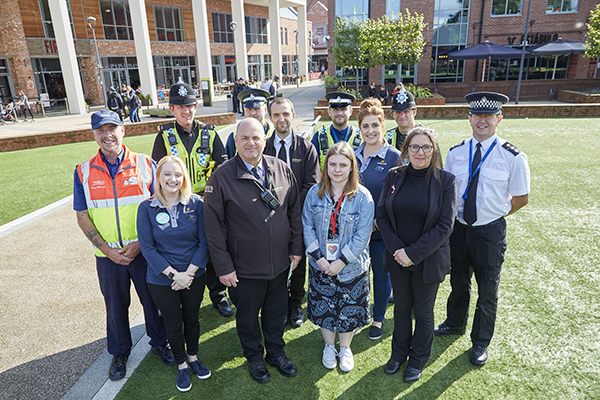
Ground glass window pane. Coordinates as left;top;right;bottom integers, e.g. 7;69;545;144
101;0;114;25
116;26;127;40
129;28;133;40
165;8;174;29
167;30;175;41
104;26;117;40
155;7;164;28
125;3;132;25
113;1;126;26
157;28;165;41
174;10;182;30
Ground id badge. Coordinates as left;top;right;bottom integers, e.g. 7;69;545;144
326;240;340;261
457;205;464;220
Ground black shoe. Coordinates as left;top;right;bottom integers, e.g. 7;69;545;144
368;325;383;340
248;360;270;383
266;354;298;377
213;300;234;317
109;355;128;381
151;344;175;366
433;322;466;336
470;346;488;366
289;307;304;328
403;366;422;383
384;358;403;375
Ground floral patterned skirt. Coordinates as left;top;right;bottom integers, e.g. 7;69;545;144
307;266;370;333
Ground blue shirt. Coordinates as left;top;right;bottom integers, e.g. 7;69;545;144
137;195;209;285
73;148;156;211
355;142;401;208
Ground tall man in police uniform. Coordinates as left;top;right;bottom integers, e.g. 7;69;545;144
204;117;303;384
265;97;320;328
386;87;418;151
224;88;275;159
434;92;530;367
74;110;173;381
151;82;232;318
311;91;361;169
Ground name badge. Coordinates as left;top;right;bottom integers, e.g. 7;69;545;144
326;240;340;261
186;214;196;221
156;212;170;225
375;164;385;172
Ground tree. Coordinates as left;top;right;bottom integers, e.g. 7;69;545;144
331;10;426;93
586;4;600;58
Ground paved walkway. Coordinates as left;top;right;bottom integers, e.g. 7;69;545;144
0;80;324;400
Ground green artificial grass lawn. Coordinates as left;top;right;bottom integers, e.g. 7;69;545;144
2;117;599;398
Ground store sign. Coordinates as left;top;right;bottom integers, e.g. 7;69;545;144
507;33;559;46
40;93;50;108
44;40;78;54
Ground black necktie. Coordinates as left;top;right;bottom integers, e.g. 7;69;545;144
277;139;287;164
463;143;481;226
251;166;261;182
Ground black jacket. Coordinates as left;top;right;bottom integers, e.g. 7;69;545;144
264;131;320;206
204;155;303;280
376;166;457;283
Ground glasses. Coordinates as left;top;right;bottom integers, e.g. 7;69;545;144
408;144;434;154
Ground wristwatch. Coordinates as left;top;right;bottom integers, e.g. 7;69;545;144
167;271;175;279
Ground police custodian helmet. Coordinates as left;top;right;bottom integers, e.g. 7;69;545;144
169;83;197;106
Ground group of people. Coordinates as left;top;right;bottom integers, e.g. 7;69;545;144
107;84;142;123
74;81;529;391
364;82;390;105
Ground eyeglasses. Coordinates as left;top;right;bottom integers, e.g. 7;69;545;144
408;144;434;154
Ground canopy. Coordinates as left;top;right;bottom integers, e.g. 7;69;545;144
531;38;586;56
447;41;527;60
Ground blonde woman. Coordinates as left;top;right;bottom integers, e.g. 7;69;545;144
137;156;211;392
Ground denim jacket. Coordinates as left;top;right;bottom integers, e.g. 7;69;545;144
302;183;374;282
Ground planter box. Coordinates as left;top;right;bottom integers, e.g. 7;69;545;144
141;98;152;107
557;90;600;104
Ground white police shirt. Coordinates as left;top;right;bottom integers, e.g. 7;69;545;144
445;134;530;226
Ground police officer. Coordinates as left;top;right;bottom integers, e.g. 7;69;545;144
224;88;275;159
151;82;233;318
311;91;361;170
434;92;530;367
386;87;419;151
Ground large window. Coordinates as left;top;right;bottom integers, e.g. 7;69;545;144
101;0;133;40
431;0;470;83
154;55;197;88
488;55;569;80
154;6;184;42
335;0;369;22
546;0;578;13
384;63;415;84
245;16;268;44
386;0;401;19
212;12;233;43
38;0;75;38
491;0;522;16
101;56;139;91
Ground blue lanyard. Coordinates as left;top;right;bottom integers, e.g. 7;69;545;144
332;126;350;143
462;138;497;201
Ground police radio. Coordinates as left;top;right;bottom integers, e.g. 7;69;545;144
252;178;280;211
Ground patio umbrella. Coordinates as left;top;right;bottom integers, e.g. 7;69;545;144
448;41;528;82
531;38;586;79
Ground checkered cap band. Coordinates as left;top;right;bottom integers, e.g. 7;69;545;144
469;97;502;111
243;94;267;104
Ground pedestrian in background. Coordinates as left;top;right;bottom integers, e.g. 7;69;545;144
18;90;35;122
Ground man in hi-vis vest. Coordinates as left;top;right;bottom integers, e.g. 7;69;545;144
74;110;173;381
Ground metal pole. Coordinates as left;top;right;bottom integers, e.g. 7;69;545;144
295;30;299;88
515;0;532;104
88;17;107;108
230;21;237;79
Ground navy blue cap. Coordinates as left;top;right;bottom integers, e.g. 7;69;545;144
326;91;355;109
391;88;416;112
238;88;270;109
91;109;122;130
465;92;509;114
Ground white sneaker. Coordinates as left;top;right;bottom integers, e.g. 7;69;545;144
322;343;337;369
338;346;354;372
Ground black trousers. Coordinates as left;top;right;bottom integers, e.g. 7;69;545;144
389;266;439;369
147;274;206;365
288;255;306;311
444;218;507;347
206;257;228;305
228;271;288;362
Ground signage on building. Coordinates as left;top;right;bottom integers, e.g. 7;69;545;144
40;93;50;108
27;80;34;89
44;40;78;54
507;33;559;46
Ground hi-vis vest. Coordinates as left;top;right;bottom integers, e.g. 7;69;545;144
77;146;152;257
386;127;406;150
160;123;217;193
317;125;362;169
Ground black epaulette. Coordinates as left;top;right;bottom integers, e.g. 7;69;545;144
200;123;215;131
449;140;466;151
502;141;521;156
159;122;175;131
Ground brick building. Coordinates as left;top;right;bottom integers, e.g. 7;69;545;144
325;0;600;101
0;0;312;111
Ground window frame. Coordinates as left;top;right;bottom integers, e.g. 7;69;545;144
490;0;523;17
100;0;134;41
154;5;185;42
546;0;578;14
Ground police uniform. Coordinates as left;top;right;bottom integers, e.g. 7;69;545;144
151;83;231;316
386;88;418;151
436;92;530;365
224;88;275;159
310;92;361;170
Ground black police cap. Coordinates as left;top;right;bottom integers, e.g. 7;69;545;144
169;83;197;106
238;88;271;109
390;89;416;112
465;92;509;115
326;91;355;109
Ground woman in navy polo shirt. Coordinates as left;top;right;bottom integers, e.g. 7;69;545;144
137;156;211;392
354;99;401;341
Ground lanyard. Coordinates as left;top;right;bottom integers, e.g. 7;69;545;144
332;127;350;143
462;138;497;201
330;189;345;236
